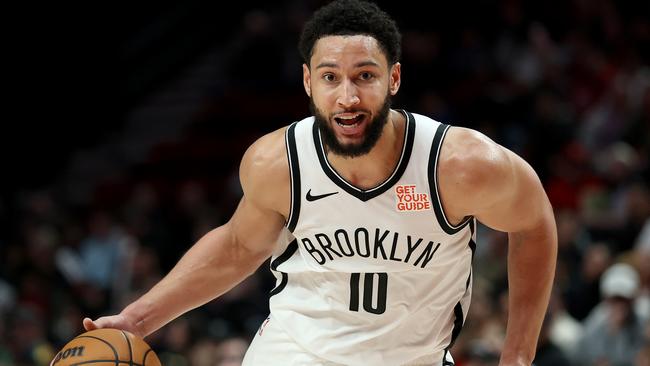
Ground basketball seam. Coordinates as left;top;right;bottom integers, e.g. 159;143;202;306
74;335;119;363
71;361;144;366
142;348;153;365
119;330;134;366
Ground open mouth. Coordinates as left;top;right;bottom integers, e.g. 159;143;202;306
334;113;365;128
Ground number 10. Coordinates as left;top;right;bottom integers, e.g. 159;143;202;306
349;272;388;314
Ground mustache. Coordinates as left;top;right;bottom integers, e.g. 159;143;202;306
309;93;392;158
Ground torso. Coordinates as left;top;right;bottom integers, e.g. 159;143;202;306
265;111;476;365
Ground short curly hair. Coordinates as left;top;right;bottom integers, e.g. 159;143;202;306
298;0;402;66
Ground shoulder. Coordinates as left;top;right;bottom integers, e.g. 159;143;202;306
437;126;520;218
240;126;291;216
240;127;288;179
438;126;551;230
438;127;510;193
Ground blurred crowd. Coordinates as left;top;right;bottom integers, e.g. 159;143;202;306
1;0;649;365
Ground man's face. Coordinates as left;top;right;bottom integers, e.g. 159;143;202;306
303;35;401;157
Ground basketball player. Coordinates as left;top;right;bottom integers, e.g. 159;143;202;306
83;1;557;365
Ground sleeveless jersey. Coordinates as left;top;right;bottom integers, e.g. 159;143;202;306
268;111;476;365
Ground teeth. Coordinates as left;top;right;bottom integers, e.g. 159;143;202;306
337;114;361;120
334;113;363;129
337;120;360;128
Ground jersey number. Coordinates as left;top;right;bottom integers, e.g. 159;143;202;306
349;273;388;314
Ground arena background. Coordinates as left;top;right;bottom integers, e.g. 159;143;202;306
1;0;649;365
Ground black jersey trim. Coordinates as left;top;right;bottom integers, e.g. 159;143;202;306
442;349;455;365
285;122;301;232
446;302;465;351
469;219;477;260
445;229;476;354
312;110;415;202
428;123;473;235
466;221;477;290
269;239;299;297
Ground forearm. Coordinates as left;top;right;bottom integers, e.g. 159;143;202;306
120;224;267;336
501;216;557;365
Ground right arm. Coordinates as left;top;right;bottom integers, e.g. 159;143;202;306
84;128;290;337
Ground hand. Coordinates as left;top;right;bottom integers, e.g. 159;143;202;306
83;314;144;338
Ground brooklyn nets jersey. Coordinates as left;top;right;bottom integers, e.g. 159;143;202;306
268;111;476;365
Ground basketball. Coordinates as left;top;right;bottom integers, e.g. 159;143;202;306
51;328;161;366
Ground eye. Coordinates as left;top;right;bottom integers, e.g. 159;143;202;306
323;73;336;82
359;71;375;81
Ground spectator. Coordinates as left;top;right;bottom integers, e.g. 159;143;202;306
573;262;646;366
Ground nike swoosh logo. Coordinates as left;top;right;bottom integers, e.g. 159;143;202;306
306;189;339;202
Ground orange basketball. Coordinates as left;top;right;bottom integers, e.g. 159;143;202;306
51;328;161;366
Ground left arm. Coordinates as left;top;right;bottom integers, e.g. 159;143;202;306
439;128;557;366
472;147;557;366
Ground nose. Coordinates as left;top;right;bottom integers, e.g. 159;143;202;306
336;79;360;108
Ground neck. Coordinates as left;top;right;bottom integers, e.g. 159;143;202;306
326;109;406;190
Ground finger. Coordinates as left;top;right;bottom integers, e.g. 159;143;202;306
83;317;98;331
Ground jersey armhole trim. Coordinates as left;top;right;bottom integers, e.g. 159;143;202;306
441;349;455;366
269;239;299;296
444;221;477;353
285;122;301;232
428;123;473;235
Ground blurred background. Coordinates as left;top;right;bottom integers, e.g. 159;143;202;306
1;0;649;365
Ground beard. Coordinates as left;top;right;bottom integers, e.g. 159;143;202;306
310;92;392;158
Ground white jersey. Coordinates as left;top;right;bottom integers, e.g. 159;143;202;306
268;111;476;365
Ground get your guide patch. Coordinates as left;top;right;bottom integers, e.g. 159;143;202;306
395;184;431;212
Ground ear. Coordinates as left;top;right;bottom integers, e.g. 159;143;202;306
389;62;401;96
303;64;312;97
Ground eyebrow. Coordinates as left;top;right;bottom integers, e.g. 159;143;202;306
315;61;381;69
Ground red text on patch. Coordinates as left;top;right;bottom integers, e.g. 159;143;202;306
395;185;431;212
